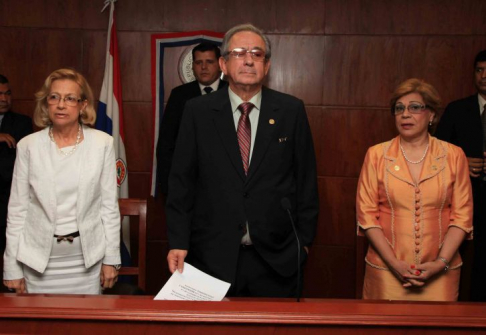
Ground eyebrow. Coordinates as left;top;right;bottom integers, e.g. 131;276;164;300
397;101;424;104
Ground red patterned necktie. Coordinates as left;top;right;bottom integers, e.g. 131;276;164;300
237;102;254;175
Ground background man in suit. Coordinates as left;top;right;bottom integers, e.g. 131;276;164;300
0;74;32;258
435;50;486;301
156;42;227;195
166;24;319;297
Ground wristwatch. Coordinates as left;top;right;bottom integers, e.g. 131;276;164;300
437;257;450;271
111;264;122;271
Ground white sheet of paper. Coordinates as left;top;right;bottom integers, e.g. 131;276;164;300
154;263;231;301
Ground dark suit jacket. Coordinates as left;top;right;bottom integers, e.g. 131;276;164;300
435;94;484;228
156;80;227;194
435;94;483;158
166;86;319;285
0;111;33;196
0;110;32;251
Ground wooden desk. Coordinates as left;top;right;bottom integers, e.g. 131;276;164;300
1;294;486;334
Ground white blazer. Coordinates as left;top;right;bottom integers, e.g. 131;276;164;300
3;126;121;280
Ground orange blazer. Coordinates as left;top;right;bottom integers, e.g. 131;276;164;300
356;135;473;270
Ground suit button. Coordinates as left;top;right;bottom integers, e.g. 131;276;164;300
238;224;244;230
243;192;248;198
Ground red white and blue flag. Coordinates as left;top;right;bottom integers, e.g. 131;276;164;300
150;31;224;196
97;0;130;251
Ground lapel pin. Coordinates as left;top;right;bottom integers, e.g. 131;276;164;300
269;119;275;125
394;165;400;171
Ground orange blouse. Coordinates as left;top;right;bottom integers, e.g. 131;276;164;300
357;136;473;271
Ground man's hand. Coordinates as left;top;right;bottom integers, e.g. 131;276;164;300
167;249;188;273
483;152;486;174
467;156;484;177
0;133;16;148
3;278;26;293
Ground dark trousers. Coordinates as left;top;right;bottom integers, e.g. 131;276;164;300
0;196;7;256
471;180;486;301
226;245;303;298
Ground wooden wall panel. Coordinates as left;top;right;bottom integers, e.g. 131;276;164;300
82;31;107;100
10;100;35;120
118;32;152;102
303;245;355;298
316;177;358;247
127;173;151;200
115;0;326;34
310;107;396;177
322;35;486;107
274;0;326;34
321;36;402;107
0;1;47;27
266;35;324;104
0;28;35;99
325;0;486;35
122;102;153;172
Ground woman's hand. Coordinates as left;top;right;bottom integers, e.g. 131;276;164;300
403;259;445;284
100;264;118;289
388;260;424;287
3;278;27;293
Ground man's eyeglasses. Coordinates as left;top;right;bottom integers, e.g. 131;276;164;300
47;94;84;107
225;48;266;62
394;103;429;115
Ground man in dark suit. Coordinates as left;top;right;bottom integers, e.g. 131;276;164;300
0;74;32;255
156;43;227;195
435;50;486;301
165;24;319;297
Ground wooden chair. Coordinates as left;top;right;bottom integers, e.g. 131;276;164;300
118;198;147;291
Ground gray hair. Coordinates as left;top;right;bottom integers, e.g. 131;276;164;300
221;23;271;60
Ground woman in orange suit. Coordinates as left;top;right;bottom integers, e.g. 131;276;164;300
356;78;473;301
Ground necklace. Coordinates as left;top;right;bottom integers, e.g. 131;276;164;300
49;124;82;156
400;140;429;164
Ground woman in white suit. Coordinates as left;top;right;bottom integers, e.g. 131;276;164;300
3;68;121;294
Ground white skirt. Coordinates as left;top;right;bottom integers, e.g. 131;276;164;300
23;236;102;294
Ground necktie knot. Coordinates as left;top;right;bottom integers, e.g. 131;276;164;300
204;87;213;94
238;102;254;117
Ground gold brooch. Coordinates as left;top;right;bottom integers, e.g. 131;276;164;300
269;119;275;124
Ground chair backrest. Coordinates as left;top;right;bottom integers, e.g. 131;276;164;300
118;198;147;291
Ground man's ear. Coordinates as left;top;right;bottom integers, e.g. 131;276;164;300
219;57;228;76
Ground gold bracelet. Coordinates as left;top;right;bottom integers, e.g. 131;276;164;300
437;257;450;271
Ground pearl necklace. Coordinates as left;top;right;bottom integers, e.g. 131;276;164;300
400;140;429;164
49;124;82;156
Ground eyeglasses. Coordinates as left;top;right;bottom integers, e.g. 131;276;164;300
47;94;84;107
394;103;429;115
224;48;266;62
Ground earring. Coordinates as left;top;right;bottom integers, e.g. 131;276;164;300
429;121;433;126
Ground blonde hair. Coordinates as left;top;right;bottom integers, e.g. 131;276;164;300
34;68;96;127
390;78;441;124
